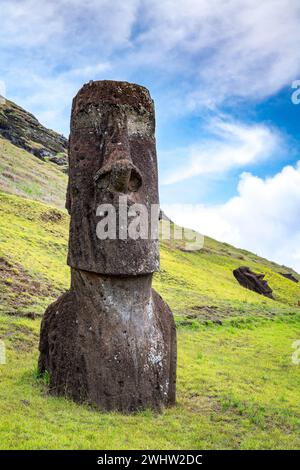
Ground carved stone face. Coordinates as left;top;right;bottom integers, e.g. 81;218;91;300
67;80;160;275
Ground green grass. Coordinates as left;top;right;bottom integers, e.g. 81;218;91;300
0;152;300;448
0;137;67;208
0;315;299;449
0;192;68;317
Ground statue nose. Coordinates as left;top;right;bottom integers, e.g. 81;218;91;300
94;158;142;193
94;119;143;193
111;159;142;193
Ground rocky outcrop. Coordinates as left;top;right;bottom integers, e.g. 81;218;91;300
0;98;67;164
279;272;298;283
39;80;177;412
233;266;274;299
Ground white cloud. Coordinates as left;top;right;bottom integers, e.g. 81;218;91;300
13;62;112;132
0;0;138;51
1;0;300;132
130;0;300;105
0;0;64;48
163;117;282;184
69;63;112;78
163;162;300;272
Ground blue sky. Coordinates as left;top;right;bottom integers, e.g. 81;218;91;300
1;0;300;270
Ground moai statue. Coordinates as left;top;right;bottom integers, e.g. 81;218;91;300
38;81;177;412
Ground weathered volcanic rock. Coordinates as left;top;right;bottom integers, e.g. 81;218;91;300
233;266;274;299
39;270;176;412
39;80;177;412
279;272;299;283
67;80;159;275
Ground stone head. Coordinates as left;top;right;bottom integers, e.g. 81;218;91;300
67;80;160;275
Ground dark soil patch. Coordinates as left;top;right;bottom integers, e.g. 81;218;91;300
191;305;219;312
182;304;233;324
0;256;56;316
40;209;64;223
0;257;53;296
6;311;36;320
0;323;38;352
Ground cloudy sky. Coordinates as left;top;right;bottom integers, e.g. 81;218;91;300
1;0;300;270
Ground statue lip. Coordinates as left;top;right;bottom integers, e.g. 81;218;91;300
94;159;142;194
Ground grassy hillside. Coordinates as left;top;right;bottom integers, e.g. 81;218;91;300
1;190;300;322
0;137;67;208
0;142;300;449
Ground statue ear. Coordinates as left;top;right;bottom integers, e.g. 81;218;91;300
65;179;71;214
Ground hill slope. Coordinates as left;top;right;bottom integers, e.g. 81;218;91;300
0;98;67;164
0;123;300;449
0;137;67;208
1;190;300;322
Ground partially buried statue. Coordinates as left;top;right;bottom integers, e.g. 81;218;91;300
233;266;273;299
38;80;177;412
